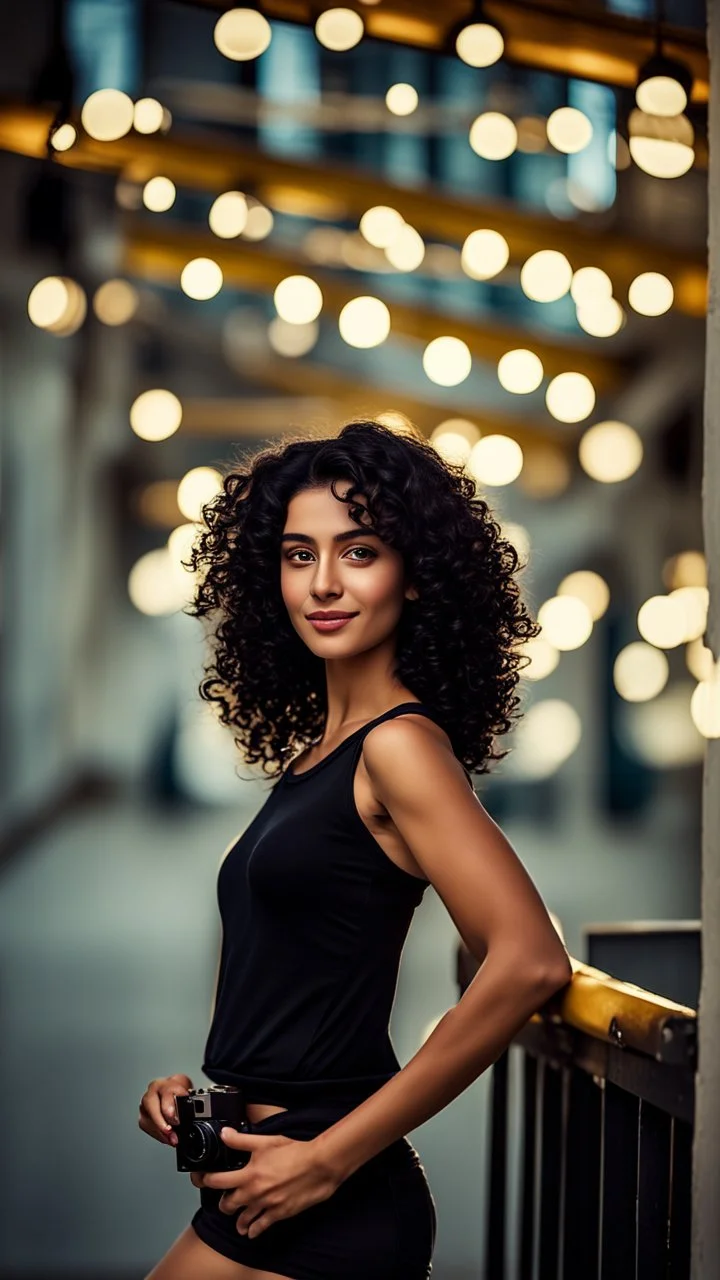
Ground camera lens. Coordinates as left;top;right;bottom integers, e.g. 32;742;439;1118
185;1121;219;1165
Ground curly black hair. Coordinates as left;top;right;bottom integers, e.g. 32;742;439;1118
184;418;539;782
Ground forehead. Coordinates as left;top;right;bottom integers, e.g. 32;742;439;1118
283;484;369;526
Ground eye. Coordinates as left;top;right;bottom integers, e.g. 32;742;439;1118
284;546;377;563
346;546;377;562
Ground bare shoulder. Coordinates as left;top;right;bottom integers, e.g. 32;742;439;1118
361;711;467;792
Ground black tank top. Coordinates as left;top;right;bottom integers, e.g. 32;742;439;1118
202;701;470;1108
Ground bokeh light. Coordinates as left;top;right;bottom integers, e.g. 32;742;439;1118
461;229;509;280
497;348;544;394
338;296;391;348
422;336;472;386
315;7;364;51
209;191;248;238
545;372;596;423
130;389;183;441
274;275;323;324
469;112;517;160
214;8;272;60
142;176;176;212
180;257;223;300
386;83;418;116
93;279;139;326
81;88;134;140
579;421;643;482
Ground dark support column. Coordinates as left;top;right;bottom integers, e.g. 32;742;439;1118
669;1118;692;1280
695;1;720;1276
637;1099;672;1280
562;1068;602;1279
538;1060;562;1280
520;1052;538;1280
484;1048;509;1279
600;1081;639;1280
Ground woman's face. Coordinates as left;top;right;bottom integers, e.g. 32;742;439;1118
280;482;416;657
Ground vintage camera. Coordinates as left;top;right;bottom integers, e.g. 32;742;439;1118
175;1085;251;1173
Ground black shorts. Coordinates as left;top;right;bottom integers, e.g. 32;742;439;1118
190;1097;437;1280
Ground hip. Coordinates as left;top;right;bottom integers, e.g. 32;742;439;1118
191;1099;437;1278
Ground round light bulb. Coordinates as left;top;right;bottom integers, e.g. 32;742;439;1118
50;123;76;151
338;296;391;348
628;271;674;316
520;250;573;303
274;275;323;324
456;22;504;68
142;176;176;212
133;97;165;134
545;371;595;423
81;88;134;140
385;83;418;116
469;112;517;161
636;76;688;118
315;8;364;51
93;279;139;326
385;225;425;271
497;349;544;394
546;107;593;154
180;258;223;300
461;229;509;280
359;206;404;248
422;336;472;387
570;267;613;306
214;8;272;60
130;389;183;441
209;191;248;238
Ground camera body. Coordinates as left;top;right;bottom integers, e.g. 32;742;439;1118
175;1085;250;1173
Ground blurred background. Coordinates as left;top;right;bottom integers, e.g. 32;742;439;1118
0;2;711;1277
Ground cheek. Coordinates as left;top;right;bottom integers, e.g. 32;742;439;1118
280;566;302;609
355;563;405;611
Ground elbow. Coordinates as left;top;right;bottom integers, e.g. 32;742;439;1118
535;955;573;998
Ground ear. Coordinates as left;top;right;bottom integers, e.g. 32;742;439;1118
405;586;419;602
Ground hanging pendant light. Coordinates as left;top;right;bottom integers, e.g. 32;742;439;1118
636;52;693;117
628;108;694;179
635;0;693;116
447;1;504;69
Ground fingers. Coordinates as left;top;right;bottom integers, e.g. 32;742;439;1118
138;1075;193;1145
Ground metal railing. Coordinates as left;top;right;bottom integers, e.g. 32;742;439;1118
456;946;697;1280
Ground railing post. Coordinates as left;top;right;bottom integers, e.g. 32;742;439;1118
561;1067;602;1279
520;1050;538;1280
484;1047;509;1279
669;1118;692;1279
637;1098;672;1279
600;1080;639;1279
537;1058;562;1280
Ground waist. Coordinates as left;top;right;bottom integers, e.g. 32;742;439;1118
202;1065;398;1110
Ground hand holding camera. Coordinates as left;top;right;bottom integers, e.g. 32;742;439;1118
174;1086;252;1173
138;1072;195;1147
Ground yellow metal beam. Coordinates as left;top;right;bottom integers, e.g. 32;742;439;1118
123;221;621;389
186;0;709;104
0;103;706;317
180;353;574;458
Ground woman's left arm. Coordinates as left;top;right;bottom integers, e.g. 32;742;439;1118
310;717;573;1185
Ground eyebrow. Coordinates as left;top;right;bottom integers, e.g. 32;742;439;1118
280;529;379;545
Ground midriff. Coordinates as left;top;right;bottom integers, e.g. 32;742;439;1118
245;1101;289;1124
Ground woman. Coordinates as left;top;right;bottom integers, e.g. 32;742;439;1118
139;420;572;1280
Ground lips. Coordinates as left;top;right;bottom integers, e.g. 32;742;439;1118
306;612;358;620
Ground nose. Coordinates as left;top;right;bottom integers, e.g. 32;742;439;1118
309;555;342;599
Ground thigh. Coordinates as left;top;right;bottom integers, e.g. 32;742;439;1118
144;1224;294;1280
